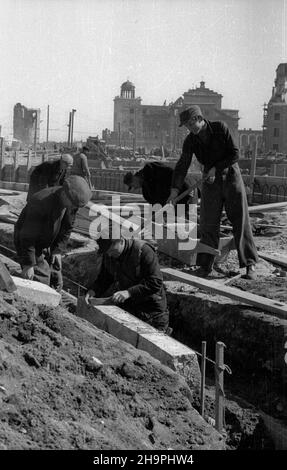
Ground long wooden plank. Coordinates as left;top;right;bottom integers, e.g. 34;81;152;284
258;252;287;269
248;201;287;213
161;267;287;319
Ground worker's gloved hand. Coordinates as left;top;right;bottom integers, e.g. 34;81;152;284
112;290;131;304
21;266;34;280
166;188;179;205
85;289;96;305
203;166;216;184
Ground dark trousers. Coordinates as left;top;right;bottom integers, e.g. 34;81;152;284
197;163;258;270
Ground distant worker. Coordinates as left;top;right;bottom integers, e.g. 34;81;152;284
71;146;93;189
27;154;73;202
167;105;258;280
123;161;198;216
85;234;170;333
14;176;92;291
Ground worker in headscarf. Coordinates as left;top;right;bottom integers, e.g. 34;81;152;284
27;153;74;201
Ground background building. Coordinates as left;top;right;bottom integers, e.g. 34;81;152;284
263;63;287;154
238;129;263;157
13;103;40;148
105;80;239;153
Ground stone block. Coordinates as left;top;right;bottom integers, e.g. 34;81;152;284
12;276;61;307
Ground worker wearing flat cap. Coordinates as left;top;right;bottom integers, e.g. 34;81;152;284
123;161;198;215
14;176;92;291
27;153;74;202
167;105;258;280
85;233;170;333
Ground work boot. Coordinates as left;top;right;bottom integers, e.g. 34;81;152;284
245;264;257;280
192;266;212;278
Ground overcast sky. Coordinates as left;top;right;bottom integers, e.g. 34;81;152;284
0;0;286;142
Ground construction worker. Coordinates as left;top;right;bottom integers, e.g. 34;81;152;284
123;161;198;217
85;234;170;333
14;176;92;291
167;105;258;280
27;154;73;201
71;146;93;189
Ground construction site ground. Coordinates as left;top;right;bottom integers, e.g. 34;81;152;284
0;188;286;450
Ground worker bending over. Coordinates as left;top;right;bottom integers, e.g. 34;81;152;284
124;161;198;217
14;176;92;291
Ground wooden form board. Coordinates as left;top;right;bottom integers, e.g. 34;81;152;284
248;201;287;213
258;253;287;269
162;267;287;319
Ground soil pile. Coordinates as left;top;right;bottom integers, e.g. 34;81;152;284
0;291;225;450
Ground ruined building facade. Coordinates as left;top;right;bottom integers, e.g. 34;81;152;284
13;103;40;147
263;63;287;154
106;80;239;153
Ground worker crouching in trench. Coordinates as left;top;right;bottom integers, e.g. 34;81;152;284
85;234;171;334
14;175;92;291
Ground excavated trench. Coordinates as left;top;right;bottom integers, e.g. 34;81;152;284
0;225;285;449
59;248;287;450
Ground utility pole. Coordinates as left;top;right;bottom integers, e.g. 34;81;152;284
46;105;50;143
33;111;38;153
71;109;76;146
67;112;72;147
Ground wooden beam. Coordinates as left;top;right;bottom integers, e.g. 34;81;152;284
258;252;287;269
161;267;287;319
248;201;287;213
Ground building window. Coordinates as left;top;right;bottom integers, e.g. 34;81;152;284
130;108;134;114
274;113;280;120
273;128;279;137
273;144;279;150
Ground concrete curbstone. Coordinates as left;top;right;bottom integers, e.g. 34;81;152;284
76;296;201;390
12;276;61;307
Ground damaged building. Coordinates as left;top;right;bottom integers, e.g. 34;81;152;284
13;103;41;148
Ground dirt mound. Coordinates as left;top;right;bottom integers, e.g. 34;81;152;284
0;291;225;450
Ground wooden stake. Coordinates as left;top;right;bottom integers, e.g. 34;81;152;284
0;259;17;293
200;341;206;417
215;341;225;433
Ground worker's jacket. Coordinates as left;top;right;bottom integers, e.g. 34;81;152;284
14;187;75;266
172;120;239;191
137;161;191;206
27;160;67;201
91;239;167;315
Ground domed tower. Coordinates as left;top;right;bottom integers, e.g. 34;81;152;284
120;80;135;99
113;80;142;147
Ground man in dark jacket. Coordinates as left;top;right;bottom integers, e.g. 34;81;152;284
14;175;92;290
27;154;73;201
85;235;170;333
167;105;258;279
123;161;198;211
